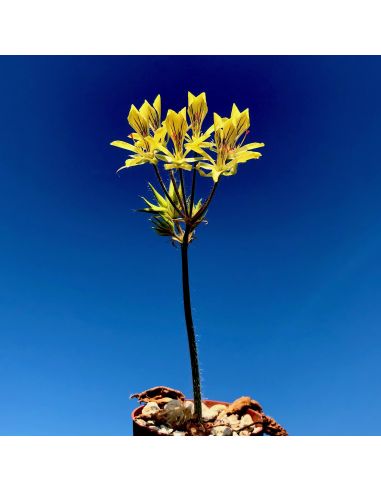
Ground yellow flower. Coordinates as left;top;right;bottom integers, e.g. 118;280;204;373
157;109;197;171
184;92;214;155
224;141;264;177
166;108;187;154
214;114;237;150
111;95;166;172
196;108;264;182
125;95;162;141
111;93;264;182
139;95;161;131
110;125;167;172
127;105;149;138
187;92;208;138
195;114;236;181
230;103;250;139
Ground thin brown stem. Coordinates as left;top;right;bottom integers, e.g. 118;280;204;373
189;167;197;218
192;181;219;223
174;220;184;241
179;169;189;217
153;165;184;218
170;171;187;216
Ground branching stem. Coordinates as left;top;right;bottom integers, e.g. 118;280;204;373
192;181;219;223
170;171;187;217
179;169;189;217
189;167;197;219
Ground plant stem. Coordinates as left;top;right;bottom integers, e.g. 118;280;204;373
189;167;197;218
179;169;189;217
153;165;184;218
192;181;219;223
170;171;187;216
181;225;202;422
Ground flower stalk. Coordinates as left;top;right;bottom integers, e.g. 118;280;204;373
181;223;202;421
110;91;264;425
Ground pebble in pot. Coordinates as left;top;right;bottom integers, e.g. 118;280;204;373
142;402;160;417
211;426;233;436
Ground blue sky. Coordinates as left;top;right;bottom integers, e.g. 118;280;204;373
0;56;380;435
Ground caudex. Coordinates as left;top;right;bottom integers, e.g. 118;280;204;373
111;92;264;423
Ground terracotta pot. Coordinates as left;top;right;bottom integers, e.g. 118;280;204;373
131;399;263;436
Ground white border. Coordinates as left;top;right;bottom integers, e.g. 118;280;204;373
0;0;380;54
1;1;380;489
0;437;380;491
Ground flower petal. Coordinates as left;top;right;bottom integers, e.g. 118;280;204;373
128;105;149;137
110;140;137;153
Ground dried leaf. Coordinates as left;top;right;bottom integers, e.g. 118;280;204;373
130;386;185;404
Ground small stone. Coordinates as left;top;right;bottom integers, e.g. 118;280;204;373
227;414;239;424
211;426;233;436
215;409;229;421
214;410;230;426
210;404;227;413
147;425;159;432
201;403;219;422
239;430;251;436
158;425;173;435
173;431;187;436
232;431;239;436
252;424;263;435
239;414;253;429
142;402;160;417
227;414;240;431
134;418;146;426
146;420;154;425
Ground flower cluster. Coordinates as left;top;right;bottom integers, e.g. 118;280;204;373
111;92;264;183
